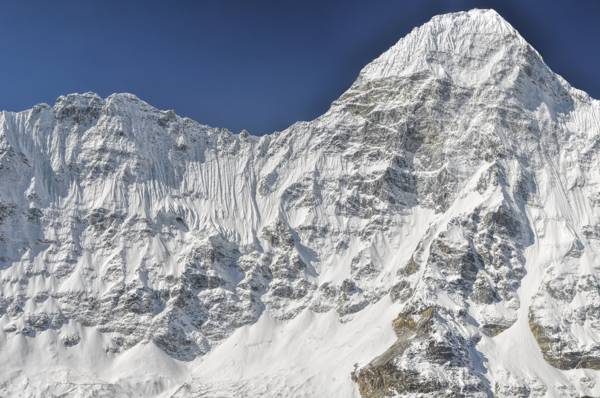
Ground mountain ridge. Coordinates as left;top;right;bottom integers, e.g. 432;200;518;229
5;11;598;138
1;8;600;398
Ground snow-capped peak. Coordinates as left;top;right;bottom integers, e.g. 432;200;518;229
358;9;538;86
1;8;600;398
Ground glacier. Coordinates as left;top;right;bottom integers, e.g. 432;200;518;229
1;8;600;398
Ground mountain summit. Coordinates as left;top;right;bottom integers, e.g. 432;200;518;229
1;9;600;398
361;10;528;82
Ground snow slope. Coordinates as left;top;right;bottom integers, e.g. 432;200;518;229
1;8;600;398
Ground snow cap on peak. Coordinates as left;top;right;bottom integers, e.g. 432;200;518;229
54;92;102;108
52;92;104;120
106;92;144;103
431;9;516;32
358;9;536;87
50;92;164;122
103;92;162;116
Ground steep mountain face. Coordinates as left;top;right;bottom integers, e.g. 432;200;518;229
1;8;599;398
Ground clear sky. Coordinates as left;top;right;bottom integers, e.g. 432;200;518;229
0;0;598;134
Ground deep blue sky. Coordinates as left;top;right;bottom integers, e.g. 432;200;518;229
1;1;598;134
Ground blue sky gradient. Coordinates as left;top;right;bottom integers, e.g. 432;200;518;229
0;0;598;134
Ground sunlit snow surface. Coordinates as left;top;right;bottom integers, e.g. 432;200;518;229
1;8;600;398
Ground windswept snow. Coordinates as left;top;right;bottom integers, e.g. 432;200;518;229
1;8;600;398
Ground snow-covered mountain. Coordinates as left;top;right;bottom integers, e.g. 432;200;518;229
1;8;600;397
